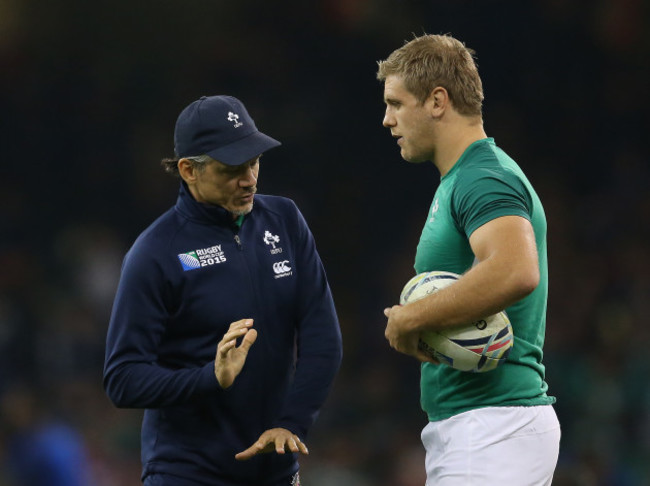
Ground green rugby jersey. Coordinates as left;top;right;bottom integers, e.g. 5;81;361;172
415;138;555;421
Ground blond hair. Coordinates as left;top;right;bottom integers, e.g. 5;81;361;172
377;34;484;116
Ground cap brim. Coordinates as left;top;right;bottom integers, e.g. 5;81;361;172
206;130;281;166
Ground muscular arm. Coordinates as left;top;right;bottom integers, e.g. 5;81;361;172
384;215;539;356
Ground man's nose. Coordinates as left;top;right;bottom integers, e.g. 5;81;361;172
240;166;257;186
382;110;394;127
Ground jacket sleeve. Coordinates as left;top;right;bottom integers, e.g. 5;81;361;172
273;205;343;437
103;240;220;408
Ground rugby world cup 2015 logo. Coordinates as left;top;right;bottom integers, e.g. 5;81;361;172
178;245;227;271
178;251;201;271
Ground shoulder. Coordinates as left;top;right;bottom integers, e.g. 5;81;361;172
254;194;299;212
124;208;186;265
253;194;305;224
453;144;528;200
447;144;535;236
458;142;508;176
252;195;314;244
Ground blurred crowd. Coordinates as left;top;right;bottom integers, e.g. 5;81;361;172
1;0;649;485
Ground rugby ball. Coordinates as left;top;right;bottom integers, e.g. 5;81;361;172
399;271;513;373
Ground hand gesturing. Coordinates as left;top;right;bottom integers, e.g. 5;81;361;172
235;428;308;461
214;319;258;389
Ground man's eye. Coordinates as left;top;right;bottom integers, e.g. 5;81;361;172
219;168;239;176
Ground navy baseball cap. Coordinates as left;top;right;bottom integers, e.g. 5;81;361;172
174;95;281;166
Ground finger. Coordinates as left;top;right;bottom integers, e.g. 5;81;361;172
282;436;308;455
235;441;263;461
384;307;391;317
239;328;258;351
234;447;255;461
275;437;286;454
217;339;237;355
285;437;300;453
416;350;437;363
221;327;249;344
223;319;254;343
296;438;309;455
230;318;254;331
419;351;441;365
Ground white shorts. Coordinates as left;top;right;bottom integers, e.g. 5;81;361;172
421;405;560;486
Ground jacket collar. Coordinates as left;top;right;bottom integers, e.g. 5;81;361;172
174;182;241;227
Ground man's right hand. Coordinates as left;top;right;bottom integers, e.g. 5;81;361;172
215;319;257;388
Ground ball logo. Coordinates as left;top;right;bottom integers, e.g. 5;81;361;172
474;319;488;330
272;260;292;278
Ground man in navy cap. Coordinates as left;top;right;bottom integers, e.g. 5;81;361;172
103;95;343;486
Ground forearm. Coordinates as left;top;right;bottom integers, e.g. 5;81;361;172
103;359;219;408
405;255;538;333
274;346;342;437
274;304;342;436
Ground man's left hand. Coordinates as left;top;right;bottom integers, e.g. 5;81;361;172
235;428;308;461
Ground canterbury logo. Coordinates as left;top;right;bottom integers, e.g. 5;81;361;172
273;260;291;274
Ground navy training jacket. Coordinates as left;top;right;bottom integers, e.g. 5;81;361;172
103;183;343;485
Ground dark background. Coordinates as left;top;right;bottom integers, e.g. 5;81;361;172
1;0;649;484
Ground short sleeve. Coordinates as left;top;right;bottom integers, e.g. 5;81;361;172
451;167;532;238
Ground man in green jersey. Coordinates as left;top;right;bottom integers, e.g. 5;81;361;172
378;34;560;484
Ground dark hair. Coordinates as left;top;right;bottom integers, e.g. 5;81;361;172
160;155;212;177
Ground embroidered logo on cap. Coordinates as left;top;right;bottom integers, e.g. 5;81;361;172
227;112;243;128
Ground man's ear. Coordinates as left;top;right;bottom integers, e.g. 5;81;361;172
427;86;450;117
177;158;197;184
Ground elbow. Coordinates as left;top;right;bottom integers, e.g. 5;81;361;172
513;266;540;300
103;371;135;409
105;389;134;409
103;381;125;408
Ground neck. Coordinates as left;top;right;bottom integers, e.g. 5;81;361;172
433;117;487;176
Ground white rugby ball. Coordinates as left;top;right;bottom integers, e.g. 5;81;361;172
399;271;513;373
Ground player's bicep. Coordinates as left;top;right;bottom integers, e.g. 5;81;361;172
469;215;539;292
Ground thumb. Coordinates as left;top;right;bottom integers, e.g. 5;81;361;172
384;307;392;317
239;328;258;351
